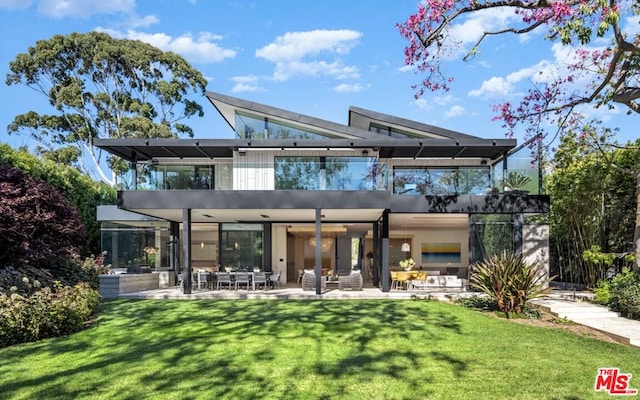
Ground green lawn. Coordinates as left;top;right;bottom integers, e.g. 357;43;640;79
1;299;638;399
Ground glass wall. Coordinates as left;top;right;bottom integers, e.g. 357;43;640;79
118;162;233;191
492;138;542;194
393;167;490;195
236;112;335;139
275;156;388;190
101;222;170;270
220;223;264;270
369;123;420;139
469;215;513;263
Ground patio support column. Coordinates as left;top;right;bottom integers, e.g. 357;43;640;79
468;215;476;265
315;208;322;295
381;209;390;292
372;221;380;287
170;221;179;283
182;209;192;294
130;151;137;190
514;213;524;255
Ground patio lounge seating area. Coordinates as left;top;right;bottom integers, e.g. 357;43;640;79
337;271;363;291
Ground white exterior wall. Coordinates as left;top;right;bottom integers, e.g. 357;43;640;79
272;225;288;282
523;224;550;285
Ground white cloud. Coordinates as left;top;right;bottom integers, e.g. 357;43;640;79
412;98;432;111
445;8;520;58
468;59;550;97
397;65;414;73
256;29;362;62
445;105;466;118
230;75;264;93
126;14;159;29
334;83;369;93
0;0;33;9
37;0;135;18
256;29;362;82
271;60;359;81
97;29;236;64
433;94;454;106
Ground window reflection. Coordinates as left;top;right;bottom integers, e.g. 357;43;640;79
236;112;336;139
393;167;490;195
275;157;387;191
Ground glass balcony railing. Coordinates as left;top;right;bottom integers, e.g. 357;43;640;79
492;168;541;195
117;160;541;195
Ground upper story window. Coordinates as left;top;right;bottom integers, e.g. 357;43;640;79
369;123;419;139
274;156;387;191
393;167;490;195
236;112;336;140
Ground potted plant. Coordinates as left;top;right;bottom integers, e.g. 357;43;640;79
500;172;531;194
399;258;415;271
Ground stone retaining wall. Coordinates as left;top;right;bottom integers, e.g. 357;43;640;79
99;273;160;299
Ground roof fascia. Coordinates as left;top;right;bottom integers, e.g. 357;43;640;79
206;91;381;140
348;106;484;141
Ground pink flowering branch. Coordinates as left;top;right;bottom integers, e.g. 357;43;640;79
398;0;639;140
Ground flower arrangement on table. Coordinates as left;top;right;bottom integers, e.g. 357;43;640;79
143;246;158;265
399;258;415;271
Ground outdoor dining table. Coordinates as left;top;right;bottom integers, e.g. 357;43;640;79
213;271;272;290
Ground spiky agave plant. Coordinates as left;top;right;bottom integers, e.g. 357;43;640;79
470;251;554;318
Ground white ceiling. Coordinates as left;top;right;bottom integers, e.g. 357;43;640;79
126;207;469;231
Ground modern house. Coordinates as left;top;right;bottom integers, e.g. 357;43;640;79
95;91;549;295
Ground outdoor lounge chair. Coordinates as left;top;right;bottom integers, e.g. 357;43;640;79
301;269;326;291
338;271;363;291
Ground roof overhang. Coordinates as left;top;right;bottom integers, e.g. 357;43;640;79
94;137;515;161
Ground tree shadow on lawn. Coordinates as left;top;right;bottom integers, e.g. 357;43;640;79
0;299;469;399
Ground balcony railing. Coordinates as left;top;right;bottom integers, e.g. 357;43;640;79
117;161;541;195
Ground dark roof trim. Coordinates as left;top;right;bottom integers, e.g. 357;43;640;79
205;91;382;140
349;106;482;141
94;137;516;162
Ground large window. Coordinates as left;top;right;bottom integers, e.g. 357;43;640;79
220;224;264;270
236;112;335;140
275;157;387;191
393;167;490;195
101;222;170;269
469;215;513;263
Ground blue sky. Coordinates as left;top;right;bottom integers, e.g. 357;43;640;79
1;0;637;156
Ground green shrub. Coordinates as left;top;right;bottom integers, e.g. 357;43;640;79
455;296;499;311
608;268;640;319
0;282;100;347
593;279;611;305
470;251;554;318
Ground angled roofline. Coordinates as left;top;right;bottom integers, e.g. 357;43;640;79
205;91;381;140
348;106;483;141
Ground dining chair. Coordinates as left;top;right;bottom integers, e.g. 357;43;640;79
296;269;304;283
216;272;232;290
253;272;269;290
396;271;411;290
176;273;185;290
235;271;251;290
269;272;281;289
197;270;210;290
411;271;428;290
390;271;399;290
